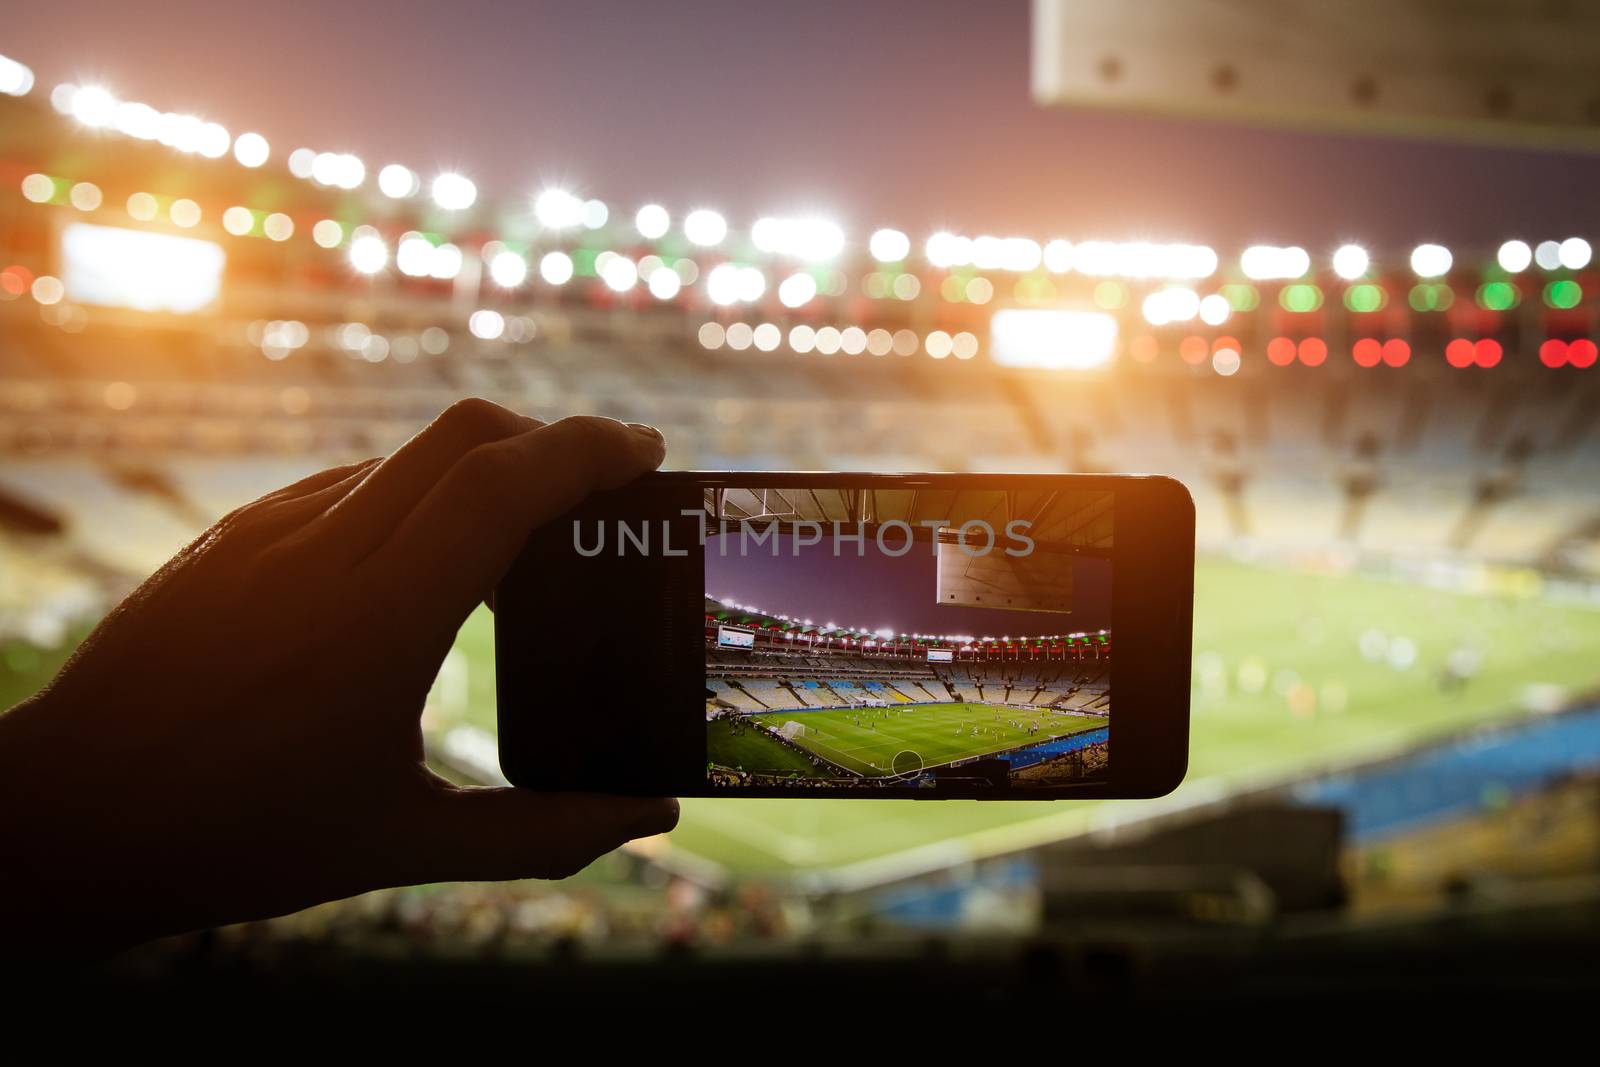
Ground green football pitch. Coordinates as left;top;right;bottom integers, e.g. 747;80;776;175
733;703;1108;777
436;556;1600;880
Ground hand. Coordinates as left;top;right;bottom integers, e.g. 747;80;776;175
0;400;678;955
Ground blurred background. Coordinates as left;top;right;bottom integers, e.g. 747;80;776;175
4;0;1600;1002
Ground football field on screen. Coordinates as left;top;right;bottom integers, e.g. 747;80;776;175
742;702;1108;777
441;556;1600;879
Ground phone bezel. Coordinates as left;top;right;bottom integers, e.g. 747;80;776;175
496;471;1193;800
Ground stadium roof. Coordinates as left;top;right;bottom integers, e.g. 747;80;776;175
702;485;1113;552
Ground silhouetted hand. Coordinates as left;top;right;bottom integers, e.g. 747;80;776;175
0;400;678;955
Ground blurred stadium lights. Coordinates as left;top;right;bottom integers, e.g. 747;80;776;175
60;223;224;313
869;228;910;263
1410;243;1453;278
635;203;671;240
777;271;818;308
232;132;270;168
378;164;421;198
684;208;728;247
1240;245;1311;280
1331;244;1370;280
348;230;388;274
1497;239;1533;273
430;172;476;211
533;188;585;230
751;216;846;262
538;250;575;285
0;53;34;96
989;308;1117;370
488;249;528;288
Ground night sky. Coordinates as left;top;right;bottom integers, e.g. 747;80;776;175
704;531;1111;638
10;0;1600;250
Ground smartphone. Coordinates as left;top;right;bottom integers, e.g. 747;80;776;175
495;472;1193;799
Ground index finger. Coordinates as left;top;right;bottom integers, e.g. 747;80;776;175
360;415;666;634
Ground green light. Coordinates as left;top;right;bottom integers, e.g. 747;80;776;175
1015;276;1056;303
1408;283;1454;312
1545;279;1583;309
1279;284;1324;313
1221;283;1259;311
1092;281;1126;310
1343;283;1386;314
940;275;965;302
1476;281;1519;311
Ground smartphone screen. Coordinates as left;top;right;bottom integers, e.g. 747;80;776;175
700;484;1112;792
497;472;1187;800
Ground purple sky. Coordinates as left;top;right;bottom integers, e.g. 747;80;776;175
704;532;1110;636
10;0;1600;250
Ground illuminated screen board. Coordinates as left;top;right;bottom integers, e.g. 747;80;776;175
61;223;225;313
717;626;756;649
927;648;954;663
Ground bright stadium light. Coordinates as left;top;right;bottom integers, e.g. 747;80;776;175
869;228;910;263
1042;239;1072;273
1410;243;1452;278
431;172;476;210
0;54;34;96
647;266;681;300
989;308;1118;370
751;216;845;261
60;223;224;313
926;231;973;268
196;122;231;159
1240;245;1310;280
582;198;609;229
600;255;638;292
534;188;584;229
1141;286;1201;326
468;309;505;340
1331;244;1369;280
349;233;388;274
1497;239;1532;273
378;164;420;198
1559;237;1592;270
489;250;527;288
1198;293;1231;325
113;101;159;140
778;271;817;308
539;250;574;285
69;84;118;127
684;208;727;247
707;263;741;304
232;131;270;168
636;203;670;240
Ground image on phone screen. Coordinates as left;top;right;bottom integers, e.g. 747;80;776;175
700;484;1113;791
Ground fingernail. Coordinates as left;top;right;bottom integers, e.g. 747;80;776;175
627;422;663;441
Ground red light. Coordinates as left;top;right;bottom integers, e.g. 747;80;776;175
1212;335;1240;353
1298;337;1327;366
1571;339;1598;368
1445;338;1475;368
1130;335;1158;362
1352;338;1382;367
0;265;31;296
1382;339;1410;367
1266;336;1296;365
1540;340;1568;367
1474;338;1502;367
1179;335;1209;364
